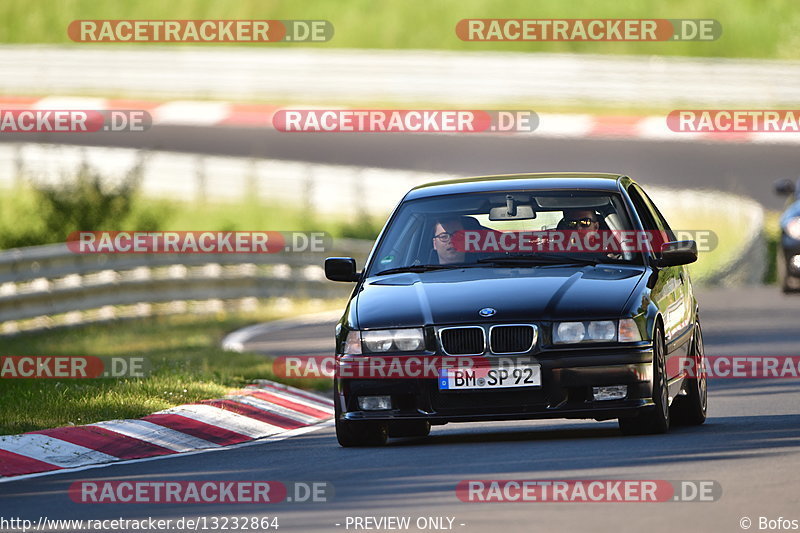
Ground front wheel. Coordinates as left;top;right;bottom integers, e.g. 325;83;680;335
670;321;708;426
619;326;670;436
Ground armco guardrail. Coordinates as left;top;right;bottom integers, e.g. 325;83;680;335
0;143;437;219
0;239;372;335
2;46;800;107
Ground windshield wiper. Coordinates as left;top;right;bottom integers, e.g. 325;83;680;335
375;264;467;276
477;254;601;266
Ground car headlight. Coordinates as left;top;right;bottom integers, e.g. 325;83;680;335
361;328;425;352
786;217;800;240
554;320;619;344
555;322;586;343
588;320;616;341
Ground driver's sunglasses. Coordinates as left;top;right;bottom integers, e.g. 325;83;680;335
434;231;457;243
567;217;598;228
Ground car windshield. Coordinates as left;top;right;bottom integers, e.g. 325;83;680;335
366;189;643;277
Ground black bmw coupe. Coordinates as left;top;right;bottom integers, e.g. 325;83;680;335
325;173;707;446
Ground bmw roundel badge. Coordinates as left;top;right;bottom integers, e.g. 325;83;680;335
479;307;496;317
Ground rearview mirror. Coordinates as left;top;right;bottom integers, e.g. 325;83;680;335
325;257;360;282
656;241;697;267
488;205;535;220
774;178;796;197
489;194;536;220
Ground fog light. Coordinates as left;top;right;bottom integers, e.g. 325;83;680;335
791;255;800;272
592;385;627;401
358;395;392;410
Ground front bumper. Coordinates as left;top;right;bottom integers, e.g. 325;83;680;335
335;346;654;423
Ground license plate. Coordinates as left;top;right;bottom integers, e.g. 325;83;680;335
438;364;541;390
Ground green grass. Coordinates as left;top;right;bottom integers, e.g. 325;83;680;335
0;300;338;435
650;190;762;283
661;204;753;283
0;183;381;249
2;0;799;59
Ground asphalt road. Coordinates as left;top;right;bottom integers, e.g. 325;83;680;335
1;286;798;533
1;125;797;209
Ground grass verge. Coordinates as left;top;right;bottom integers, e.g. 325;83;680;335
2;0;800;59
0;299;338;435
0;183;382;249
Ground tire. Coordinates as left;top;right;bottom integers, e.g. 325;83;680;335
335;417;388;447
670;321;708;426
619;326;670;436
388;420;431;438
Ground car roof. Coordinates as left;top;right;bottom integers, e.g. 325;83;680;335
404;173;630;201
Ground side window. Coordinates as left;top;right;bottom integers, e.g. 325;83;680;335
636;186;677;241
627;186;658;231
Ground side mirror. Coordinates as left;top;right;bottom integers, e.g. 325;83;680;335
655;241;697;267
774;178;796;197
325;257;360;282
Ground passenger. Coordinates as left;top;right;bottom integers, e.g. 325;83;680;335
561;209;601;231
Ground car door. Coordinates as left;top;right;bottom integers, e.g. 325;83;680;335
627;184;691;384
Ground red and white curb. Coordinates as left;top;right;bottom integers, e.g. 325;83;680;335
2;96;800;144
0;380;333;480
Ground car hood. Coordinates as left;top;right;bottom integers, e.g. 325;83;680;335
355;265;645;328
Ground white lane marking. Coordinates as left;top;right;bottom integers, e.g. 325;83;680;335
153;404;283;439
151;101;231;125
31;96;108;110
535;113;593;137
228;395;321;425
0;421;333;484
90;419;219;452
0;434;117;467
244;387;335;413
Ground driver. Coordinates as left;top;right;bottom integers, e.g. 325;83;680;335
432;218;466;264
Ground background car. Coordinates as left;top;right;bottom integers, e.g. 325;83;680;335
774;178;800;292
325;173;707;447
